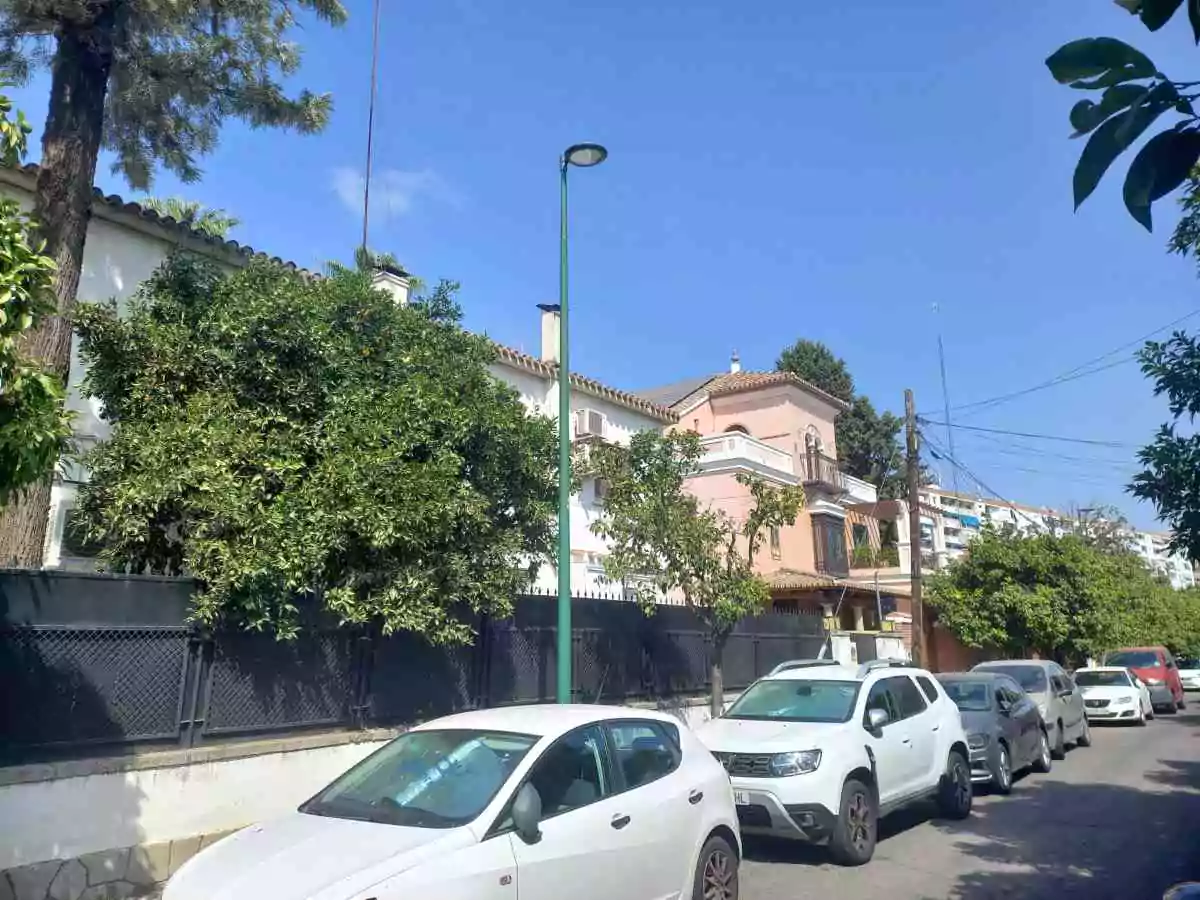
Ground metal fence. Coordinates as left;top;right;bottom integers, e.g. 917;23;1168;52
0;570;826;764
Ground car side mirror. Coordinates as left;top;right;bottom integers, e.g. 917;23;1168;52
867;707;889;731
511;783;543;845
998;702;1012;716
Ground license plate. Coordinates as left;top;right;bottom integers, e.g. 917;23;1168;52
733;791;750;806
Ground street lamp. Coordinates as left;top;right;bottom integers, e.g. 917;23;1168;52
556;142;608;704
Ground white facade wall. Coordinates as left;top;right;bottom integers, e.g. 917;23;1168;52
488;360;668;598
0;176;245;571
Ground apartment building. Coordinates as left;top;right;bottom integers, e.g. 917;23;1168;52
916;485;1196;590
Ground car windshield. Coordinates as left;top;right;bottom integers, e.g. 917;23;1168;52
1074;670;1131;687
940;680;993;711
724;679;860;723
1106;651;1160;669
300;728;537;828
1179;657;1200;669
979;665;1048;693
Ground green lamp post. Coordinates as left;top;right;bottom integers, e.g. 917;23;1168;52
556;142;608;704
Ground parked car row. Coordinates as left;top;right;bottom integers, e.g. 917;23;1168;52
160;647;1196;900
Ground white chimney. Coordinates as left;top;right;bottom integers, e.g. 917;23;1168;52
730;350;741;374
538;303;561;363
371;268;411;305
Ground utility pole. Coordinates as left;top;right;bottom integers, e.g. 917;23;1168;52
905;389;925;669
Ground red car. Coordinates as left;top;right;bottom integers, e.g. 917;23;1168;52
1104;646;1186;714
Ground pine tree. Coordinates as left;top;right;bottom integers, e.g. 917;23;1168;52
0;0;347;564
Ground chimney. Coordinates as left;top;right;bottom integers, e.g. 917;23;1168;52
538;303;561;363
730;350;741;374
370;267;411;305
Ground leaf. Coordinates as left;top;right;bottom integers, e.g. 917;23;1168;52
1115;0;1142;12
1141;0;1185;29
1191;0;1200;42
1074;101;1170;208
1046;37;1157;87
1123;129;1200;229
1069;84;1148;136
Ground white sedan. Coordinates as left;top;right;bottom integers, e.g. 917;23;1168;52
1074;667;1154;725
163;705;741;900
1177;656;1200;692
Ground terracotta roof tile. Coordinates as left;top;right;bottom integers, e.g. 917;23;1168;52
706;371;850;411
765;569;838;590
493;344;677;423
0;163;310;273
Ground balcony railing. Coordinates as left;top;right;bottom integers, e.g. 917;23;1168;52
799;451;846;493
698;433;794;476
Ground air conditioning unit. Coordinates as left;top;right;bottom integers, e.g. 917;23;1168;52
575;408;607;439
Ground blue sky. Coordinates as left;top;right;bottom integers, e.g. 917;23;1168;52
9;0;1200;529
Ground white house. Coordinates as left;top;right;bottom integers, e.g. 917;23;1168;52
0;164;309;569
0;166;673;592
489;305;677;596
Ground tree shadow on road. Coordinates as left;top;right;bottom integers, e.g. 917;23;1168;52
928;772;1200;899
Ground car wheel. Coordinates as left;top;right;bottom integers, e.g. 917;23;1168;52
1033;729;1053;773
1137;707;1148;726
693;834;738;900
1076;717;1092;747
828;778;877;867
937;750;972;820
992;743;1013;795
1051;721;1066;759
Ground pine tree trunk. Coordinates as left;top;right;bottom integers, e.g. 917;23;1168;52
0;16;115;566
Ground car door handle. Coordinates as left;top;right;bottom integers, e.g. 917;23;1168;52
688;790;704;805
901;737;912;745
611;814;631;829
932;724;941;732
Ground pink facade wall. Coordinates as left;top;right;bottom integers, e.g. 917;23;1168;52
676;381;846;578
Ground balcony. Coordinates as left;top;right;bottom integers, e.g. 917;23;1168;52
698;433;794;478
799;450;847;494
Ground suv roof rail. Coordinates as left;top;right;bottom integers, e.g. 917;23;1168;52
768;659;841;676
856;658;914;677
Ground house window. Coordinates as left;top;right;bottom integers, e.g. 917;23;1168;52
851;523;869;548
593;478;610;505
813;514;848;576
769;526;781;559
724;424;749;435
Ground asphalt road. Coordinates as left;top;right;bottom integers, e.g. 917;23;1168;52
741;704;1200;900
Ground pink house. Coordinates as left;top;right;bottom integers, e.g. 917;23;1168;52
638;362;910;632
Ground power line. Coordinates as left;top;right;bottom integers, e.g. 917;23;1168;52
360;0;383;254
920;431;1051;533
950;431;1134;468
923;307;1200;419
917;419;1137;449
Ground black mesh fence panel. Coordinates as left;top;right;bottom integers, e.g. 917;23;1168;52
203;630;356;736
368;630;476;724
0;626;188;755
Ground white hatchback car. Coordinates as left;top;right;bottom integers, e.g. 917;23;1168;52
163;705;741;900
695;659;971;866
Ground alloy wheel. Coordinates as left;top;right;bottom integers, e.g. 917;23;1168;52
846;790;873;852
703;848;736;900
997;747;1012;790
1040;734;1051;768
953;759;971;808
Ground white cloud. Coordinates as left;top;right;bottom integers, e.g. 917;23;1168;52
331;166;456;221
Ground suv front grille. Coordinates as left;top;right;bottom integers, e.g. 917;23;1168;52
717;752;774;777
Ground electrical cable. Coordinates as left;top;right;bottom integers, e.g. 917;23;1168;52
917;419;1137;449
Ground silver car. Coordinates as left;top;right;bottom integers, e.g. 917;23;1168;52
971;659;1091;759
937;672;1052;793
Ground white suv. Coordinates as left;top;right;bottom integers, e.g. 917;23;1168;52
695;659;971;866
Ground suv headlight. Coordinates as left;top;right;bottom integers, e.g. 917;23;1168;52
769;750;822;776
967;733;990;750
